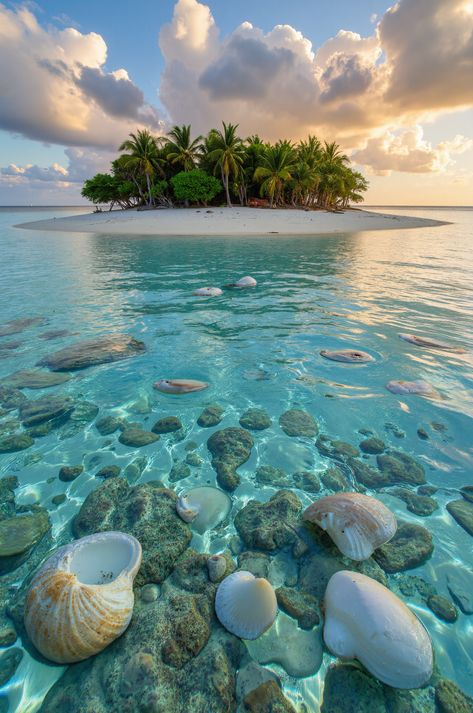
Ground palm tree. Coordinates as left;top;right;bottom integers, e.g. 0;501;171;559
119;130;161;206
289;161;320;207
206;122;245;206
254;141;297;207
165;124;203;171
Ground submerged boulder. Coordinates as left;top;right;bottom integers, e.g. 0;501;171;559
0;433;34;453
373;521;433;572
234;490;302;551
197;404;224;428
239;408;271;431
376;451;426;485
19;395;74;428
279;409;318;438
207;427;253;491
38;334;145;371
446;499;473;536
1;370;71;390
0;510;51;574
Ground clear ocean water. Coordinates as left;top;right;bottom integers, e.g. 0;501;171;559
1;206;472;711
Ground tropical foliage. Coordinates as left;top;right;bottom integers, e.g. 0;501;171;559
82;123;368;210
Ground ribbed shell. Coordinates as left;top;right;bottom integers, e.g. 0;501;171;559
215;571;277;640
24;532;141;664
324;570;433;688
303;493;397;560
153;379;209;394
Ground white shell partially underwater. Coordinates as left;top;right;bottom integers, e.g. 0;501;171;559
324;570;433;689
193;287;223;297
303;493;397;561
234;276;257;288
386;379;437;396
24;531;142;664
176;486;231;534
215;571;277;640
399;333;466;353
153;379;209;394
320;349;374;363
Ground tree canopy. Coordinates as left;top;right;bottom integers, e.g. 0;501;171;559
81;122;368;210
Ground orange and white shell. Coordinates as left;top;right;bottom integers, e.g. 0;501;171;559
24;531;142;664
153;379;209;394
303;492;397;560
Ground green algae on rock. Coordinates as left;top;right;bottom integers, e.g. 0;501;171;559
321;466;349;491
255;466;289;487
359;437;385;454
169;461;191;483
152;416;183;434
279;409;318;438
207;427;253;491
377;451;426;485
292;471;321;493
0;433;34;453
73;478;191;585
37;333;146;371
96;465;121;479
0;385;27;411
239;408;272;431
19;394;74;428
446;499;473;536
95;415;123;435
388;488;438;516
275;586;320;629
237;551;270;579
58;465;83;482
119;428;160;448
243;680;297;713
0;476;18;521
316;436;358;461
235;490;302;552
348;458;390;488
197;404;224;428
321;663;387;713
373;521;434;572
1;369;71;389
427;595;458;623
0;510;51;574
435;678;473;713
0;646;23;686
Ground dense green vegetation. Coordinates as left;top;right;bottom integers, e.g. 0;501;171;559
81;123;368;210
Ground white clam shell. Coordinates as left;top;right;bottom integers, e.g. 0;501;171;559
320;349;374;363
193;287;223;297
324;570;433;689
153;379;209;394
215;571;277;639
399;333;466;353
24;531;142;664
386;379;437;396
176;487;231;534
303;493;397;561
235;276;257;288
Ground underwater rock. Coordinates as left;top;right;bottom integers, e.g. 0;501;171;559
96;465;121;479
152;416;183;434
73;478;191;585
51;494;67;506
58;465;83;482
417;428;429;440
321;467;349;491
19;394;74;428
0;385;27;411
373;521;433;572
119;428;159;448
446;499;473;536
0;476;18;520
387;488;438;516
238;551;271;579
460;486;473;503
299;547;387;600
275;587;319;629
169;461;191;483
321;663;387;713
235;491;302;552
39;329;77;340
395;574;435;601
243;680;297;713
239;408;271;431
197;404;224;428
255;466;289;487
359;437;385;455
377;451;426;485
95;415;123;435
38;334;145;371
0;646;23;686
186;452;203;467
236;662;280;703
1;369;71;389
27;422;52;438
0;510;50;573
141;584;160;603
0;316;45;337
0;433;34;453
246;611;323;678
427;595;457;623
207;427;254;491
69;401;99;424
446;568;473;614
435;678;473;713
279;409;318;438
124;457;148;484
291;471;320;493
316;436;358;461
348;458;390;488
320;349;374;363
176;486;231;534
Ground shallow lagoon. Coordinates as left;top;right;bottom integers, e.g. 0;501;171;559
1;206;473;711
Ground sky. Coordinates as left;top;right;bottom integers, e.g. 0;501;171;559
0;0;472;205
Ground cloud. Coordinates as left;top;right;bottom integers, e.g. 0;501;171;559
0;147;114;187
352;126;473;175
0;3;164;149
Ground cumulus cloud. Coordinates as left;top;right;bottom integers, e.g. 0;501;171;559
158;0;473;152
0;147;114;188
0;3;164;148
352;126;473;175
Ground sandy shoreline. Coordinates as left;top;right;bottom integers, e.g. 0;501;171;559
15;207;446;236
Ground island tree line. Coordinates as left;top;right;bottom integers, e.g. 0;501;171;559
82;123;368;211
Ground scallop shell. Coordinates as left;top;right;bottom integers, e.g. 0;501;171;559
153;379;209;394
303;493;397;560
207;554;227;582
399;333;466;353
215;570;277;639
193;287;223;297
320;349;374;363
176;486;231;534
234;276;257;288
386;379;437;396
24;531;142;664
324;570;433;688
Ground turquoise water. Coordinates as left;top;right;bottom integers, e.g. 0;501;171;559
1;206;473;711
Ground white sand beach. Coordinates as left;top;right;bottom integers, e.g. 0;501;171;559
15;207;446;236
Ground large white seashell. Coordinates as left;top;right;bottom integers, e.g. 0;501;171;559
399;333;466;353
193;287;223;297
215;571;277;639
386;379;437;396
153;378;209;394
324;570;433;689
24;531;142;664
320;349;374;363
303;493;397;561
232;276;257;288
176;486;231;534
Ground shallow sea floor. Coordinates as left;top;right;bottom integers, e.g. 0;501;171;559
1;206;473;712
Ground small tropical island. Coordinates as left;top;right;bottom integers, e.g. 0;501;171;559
17;123;444;235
